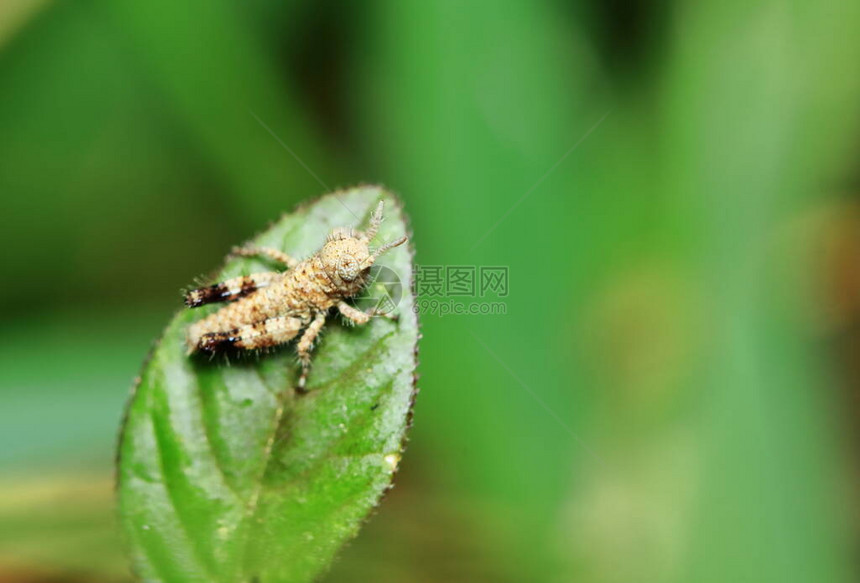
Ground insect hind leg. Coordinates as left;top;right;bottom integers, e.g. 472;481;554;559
185;271;279;307
192;315;304;354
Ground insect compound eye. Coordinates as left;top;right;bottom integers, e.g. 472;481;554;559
339;257;358;279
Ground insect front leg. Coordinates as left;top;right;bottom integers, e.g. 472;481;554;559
185;272;281;307
337;301;399;324
337;301;370;325
296;312;327;392
230;246;298;269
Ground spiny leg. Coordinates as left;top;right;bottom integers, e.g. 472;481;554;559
338;300;398;324
194;316;304;353
230;245;298;268
185;271;280;307
296;312;327;392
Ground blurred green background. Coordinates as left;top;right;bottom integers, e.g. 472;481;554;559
3;0;860;581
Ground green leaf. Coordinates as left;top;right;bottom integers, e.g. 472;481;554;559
117;186;418;583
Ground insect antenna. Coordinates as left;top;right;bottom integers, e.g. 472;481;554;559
362;200;386;242
372;235;408;258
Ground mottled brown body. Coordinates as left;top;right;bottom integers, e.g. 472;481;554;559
185;201;407;389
